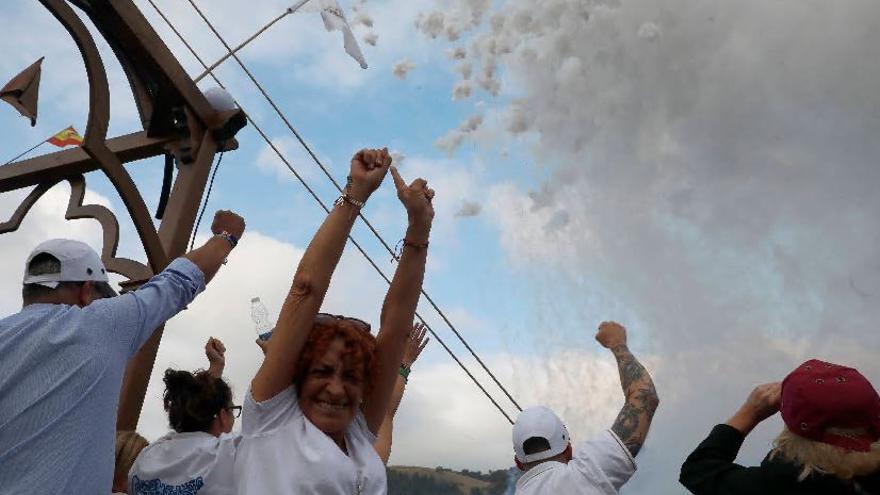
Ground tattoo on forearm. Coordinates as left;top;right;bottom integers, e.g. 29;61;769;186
610;345;659;457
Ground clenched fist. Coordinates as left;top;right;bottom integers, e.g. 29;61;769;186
211;210;245;240
595;321;627;349
347;148;393;203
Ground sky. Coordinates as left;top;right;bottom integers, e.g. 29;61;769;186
1;1;879;493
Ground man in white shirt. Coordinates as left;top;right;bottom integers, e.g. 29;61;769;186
513;321;659;494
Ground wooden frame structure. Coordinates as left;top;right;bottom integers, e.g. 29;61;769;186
0;0;245;429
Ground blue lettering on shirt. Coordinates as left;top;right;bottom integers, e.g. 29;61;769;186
132;475;205;494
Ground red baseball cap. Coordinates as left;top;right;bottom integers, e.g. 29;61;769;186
781;359;880;452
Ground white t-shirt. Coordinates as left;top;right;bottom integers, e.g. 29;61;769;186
128;430;240;495
515;430;637;494
234;385;387;494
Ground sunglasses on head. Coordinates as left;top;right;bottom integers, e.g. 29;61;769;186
314;313;371;332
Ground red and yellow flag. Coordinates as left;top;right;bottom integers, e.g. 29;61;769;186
46;126;83;148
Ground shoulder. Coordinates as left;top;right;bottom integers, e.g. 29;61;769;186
241;385;300;437
576;430;636;467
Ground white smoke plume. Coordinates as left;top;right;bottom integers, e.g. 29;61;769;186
417;0;880;492
392;58;416;79
455;200;482;218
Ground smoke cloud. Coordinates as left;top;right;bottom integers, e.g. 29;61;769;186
418;0;880;492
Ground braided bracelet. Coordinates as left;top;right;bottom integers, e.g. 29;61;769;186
392;238;430;262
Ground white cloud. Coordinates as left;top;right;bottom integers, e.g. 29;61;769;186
455;200;481;218
436;114;485;154
448;47;467;60
452;80;472;101
392;58;416;79
363;32;379;46
415;11;446;39
637;21;660;41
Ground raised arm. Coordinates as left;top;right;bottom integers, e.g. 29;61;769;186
182;210;245;284
205;337;226;378
251;149;391;402
374;322;429;463
679;383;781;494
596;321;660;457
363;168;435;432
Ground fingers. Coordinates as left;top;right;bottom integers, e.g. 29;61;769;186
354;148;392;170
381;147;393;168
416;337;429;356
390;166;407;191
410;178;428;190
351;150;366;168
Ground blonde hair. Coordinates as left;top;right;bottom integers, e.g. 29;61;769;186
771;427;880;482
115;431;148;483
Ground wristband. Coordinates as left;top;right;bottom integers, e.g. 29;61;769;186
215;231;238;248
391;238;429;262
399;364;411;383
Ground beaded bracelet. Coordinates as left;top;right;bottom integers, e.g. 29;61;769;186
399;364;411;383
215;231;238;249
334;194;365;209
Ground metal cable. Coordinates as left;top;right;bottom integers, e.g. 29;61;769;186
184;0;523;413
143;0;516;424
189;150;225;251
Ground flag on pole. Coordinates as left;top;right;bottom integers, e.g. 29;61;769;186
47;126;84;148
300;0;368;69
0;57;44;127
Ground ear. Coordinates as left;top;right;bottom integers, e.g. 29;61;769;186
76;281;96;307
515;457;525;471
563;443;573;462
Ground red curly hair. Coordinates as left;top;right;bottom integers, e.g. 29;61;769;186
294;318;378;398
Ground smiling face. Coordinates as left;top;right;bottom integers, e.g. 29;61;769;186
299;337;367;440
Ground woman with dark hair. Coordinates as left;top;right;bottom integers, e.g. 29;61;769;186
128;338;241;495
234;148;434;494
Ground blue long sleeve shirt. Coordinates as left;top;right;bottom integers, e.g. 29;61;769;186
0;258;205;494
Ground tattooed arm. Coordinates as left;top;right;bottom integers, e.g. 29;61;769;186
595;321;659;457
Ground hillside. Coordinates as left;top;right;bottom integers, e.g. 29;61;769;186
387;466;518;495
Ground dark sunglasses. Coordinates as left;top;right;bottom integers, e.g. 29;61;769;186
314;313;371;332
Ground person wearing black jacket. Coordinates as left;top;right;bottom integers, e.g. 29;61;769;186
680;360;880;495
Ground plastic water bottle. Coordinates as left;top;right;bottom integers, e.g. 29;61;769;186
250;297;274;341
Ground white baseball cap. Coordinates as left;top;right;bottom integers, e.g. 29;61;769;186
512;406;571;463
23;239;116;297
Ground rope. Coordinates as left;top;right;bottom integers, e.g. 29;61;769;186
189;150;225;251
184;0;523;414
143;0;518;423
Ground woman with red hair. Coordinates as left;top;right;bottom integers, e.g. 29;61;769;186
234;148;434;494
